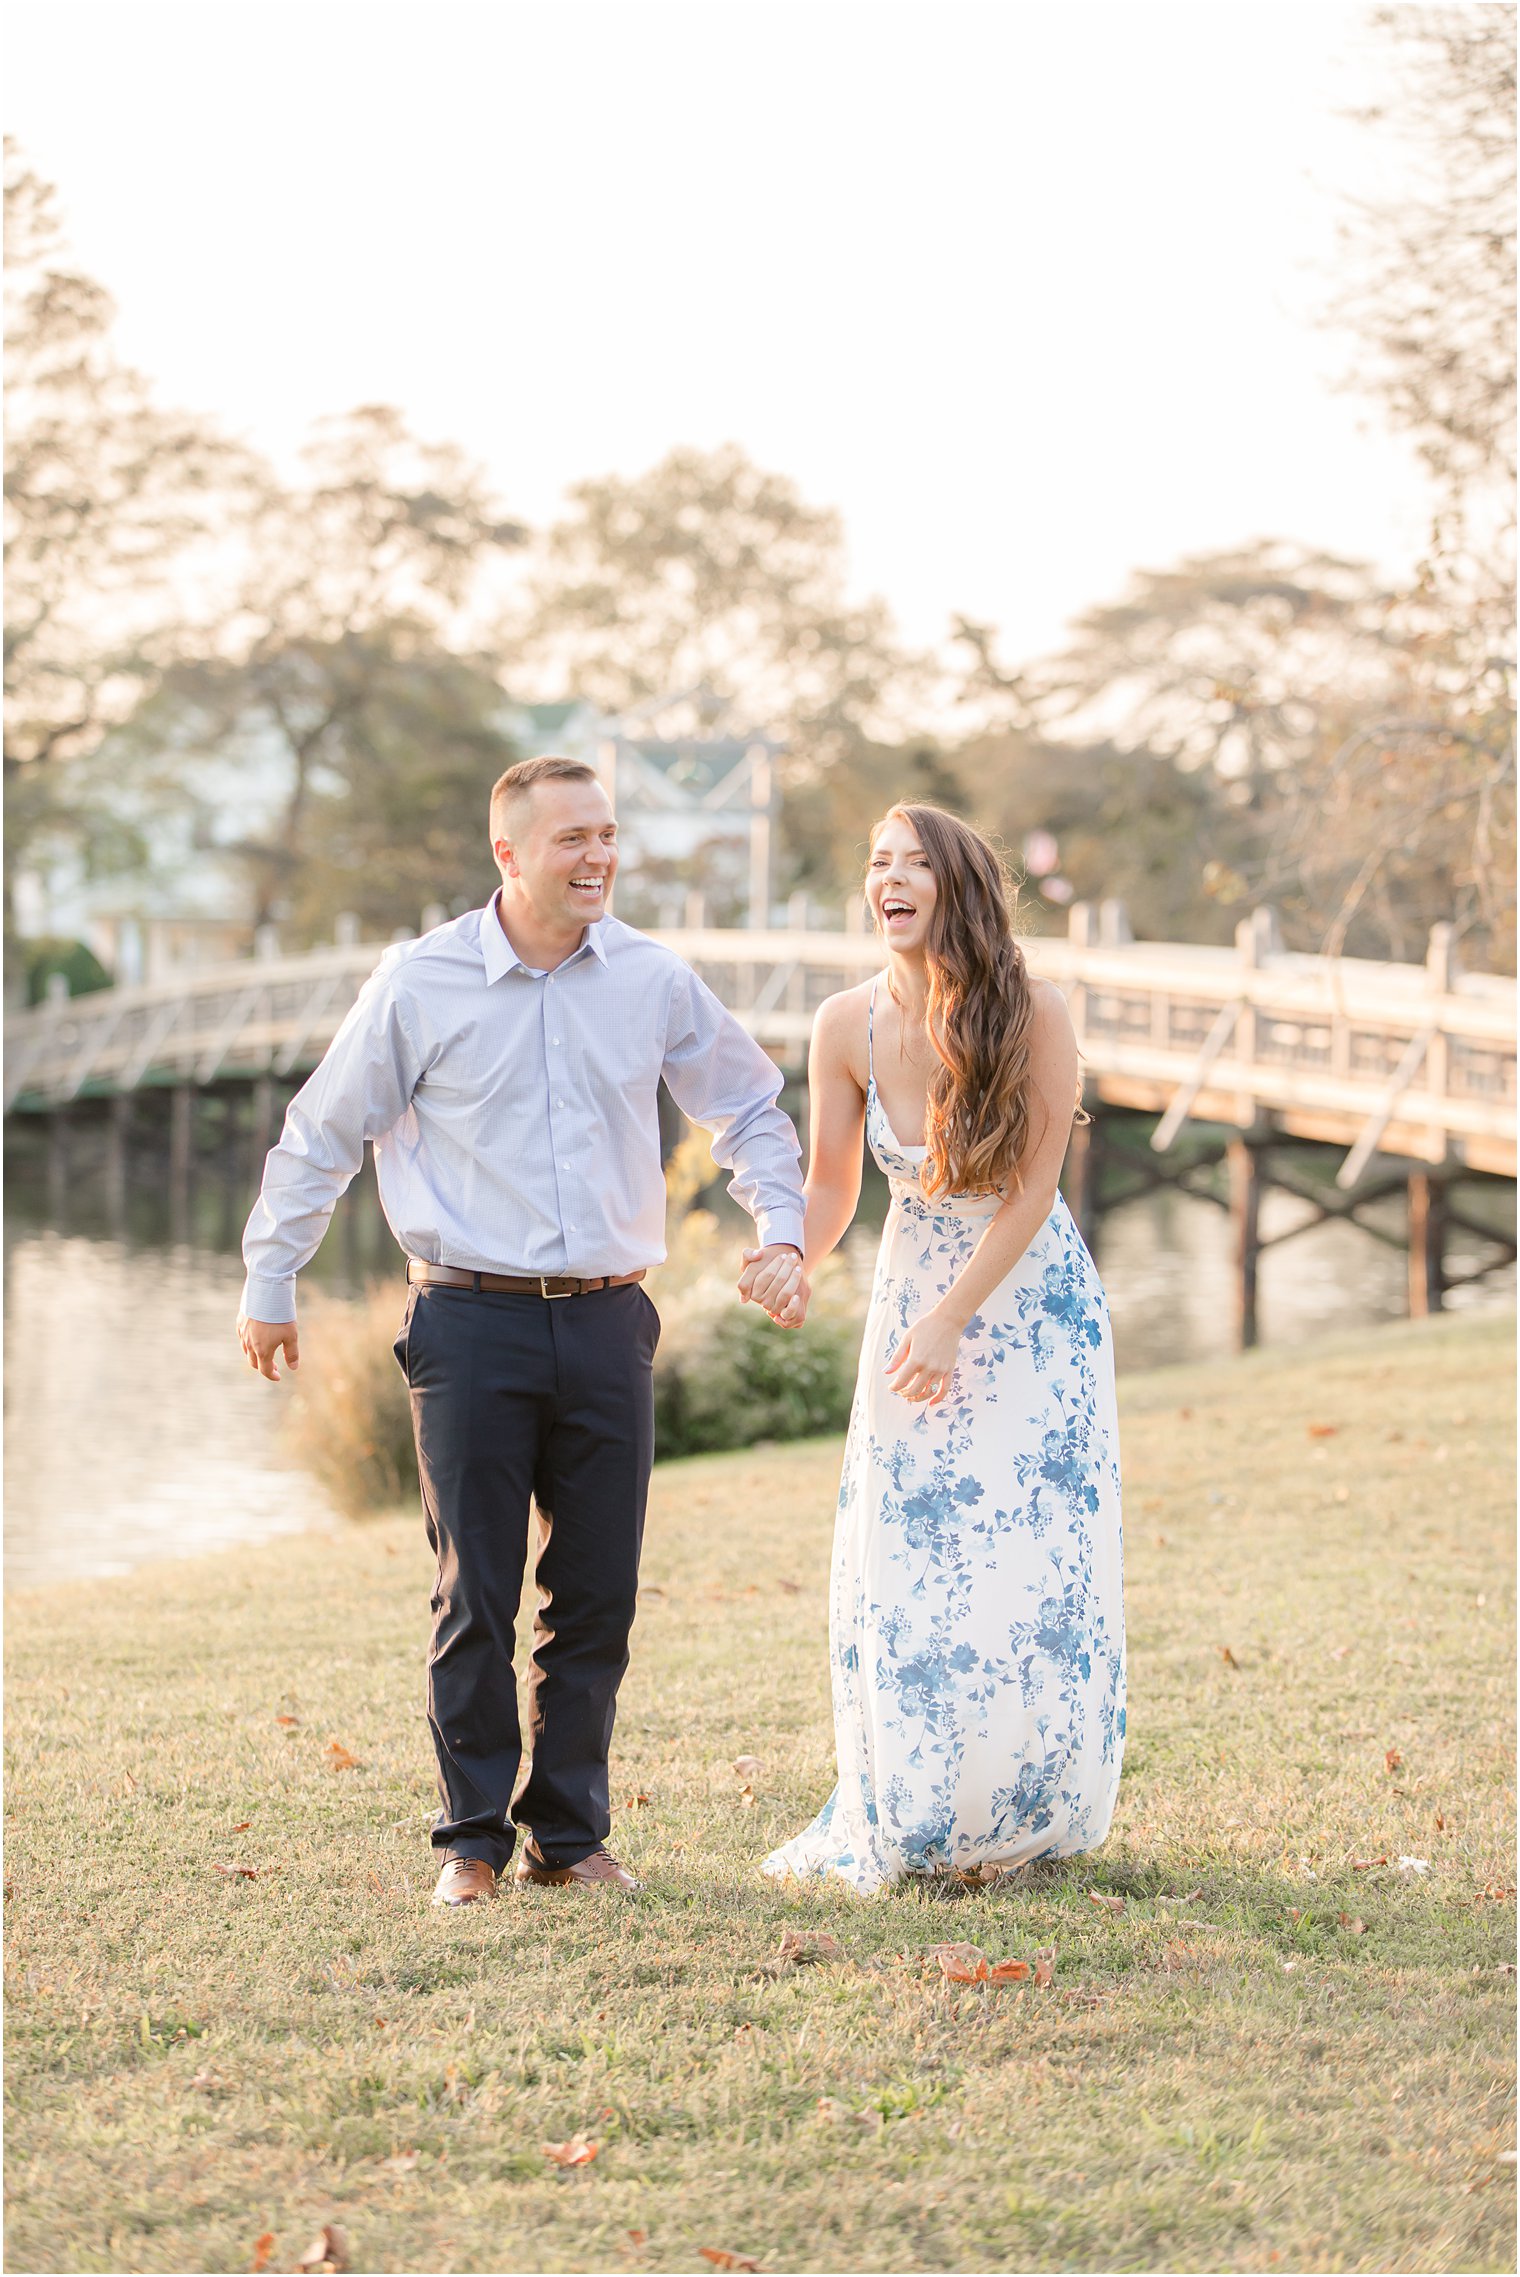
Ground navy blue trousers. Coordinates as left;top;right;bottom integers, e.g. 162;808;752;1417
394;1280;659;1870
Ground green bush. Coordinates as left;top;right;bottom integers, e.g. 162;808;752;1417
21;936;112;1005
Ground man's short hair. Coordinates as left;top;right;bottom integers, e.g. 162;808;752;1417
490;754;600;837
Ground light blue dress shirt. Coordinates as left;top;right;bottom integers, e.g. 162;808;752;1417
240;900;806;1323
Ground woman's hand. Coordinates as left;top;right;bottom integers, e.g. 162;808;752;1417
885;1307;964;1405
770;1270;812;1329
738;1243;806;1324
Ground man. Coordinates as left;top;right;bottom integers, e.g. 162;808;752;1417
237;755;806;1904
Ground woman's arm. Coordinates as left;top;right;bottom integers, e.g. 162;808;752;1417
741;990;867;1322
797;991;869;1272
887;982;1080;1402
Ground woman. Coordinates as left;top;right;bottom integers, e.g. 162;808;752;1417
758;804;1124;1895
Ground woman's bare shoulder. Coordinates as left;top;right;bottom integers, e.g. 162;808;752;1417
812;979;874;1078
1028;971;1072;1020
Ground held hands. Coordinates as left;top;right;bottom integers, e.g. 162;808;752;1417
737;1243;807;1328
237;1313;300;1382
885;1306;964;1406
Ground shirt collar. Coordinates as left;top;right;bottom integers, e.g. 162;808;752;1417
478;894;609;983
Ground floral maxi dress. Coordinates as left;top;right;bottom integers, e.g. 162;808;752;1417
762;982;1126;1894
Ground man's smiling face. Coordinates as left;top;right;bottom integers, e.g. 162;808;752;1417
494;777;620;933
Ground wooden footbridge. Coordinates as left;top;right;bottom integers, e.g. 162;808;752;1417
6;904;1514;1343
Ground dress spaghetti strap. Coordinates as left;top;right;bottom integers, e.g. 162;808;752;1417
867;975;878;1085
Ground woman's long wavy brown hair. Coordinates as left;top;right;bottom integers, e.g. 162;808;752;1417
870;803;1045;1198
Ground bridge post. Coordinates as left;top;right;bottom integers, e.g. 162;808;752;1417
1407;1173;1448;1317
106;1092;132;1231
250;1076;276;1179
1063;1101;1104;1256
169;1085;194;1238
1228;1136;1263;1349
46;1105;70;1220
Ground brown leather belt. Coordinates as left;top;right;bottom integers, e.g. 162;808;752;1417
407;1259;646;1300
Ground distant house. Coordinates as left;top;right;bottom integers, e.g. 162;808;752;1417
505;695;784;927
13;692;786;984
10;707;299;985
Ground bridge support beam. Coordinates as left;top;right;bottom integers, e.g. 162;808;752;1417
169;1085;194;1239
1063;1107;1105;1257
1229;1136;1263;1350
106;1092;132;1232
1407;1172;1447;1318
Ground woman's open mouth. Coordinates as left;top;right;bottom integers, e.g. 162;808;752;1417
881;898;918;927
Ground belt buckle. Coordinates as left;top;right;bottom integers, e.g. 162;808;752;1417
539;1275;573;1300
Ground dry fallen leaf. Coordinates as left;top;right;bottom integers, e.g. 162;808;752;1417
1033;1946;1057;1988
380;2151;419;2175
274;1714;300;1728
1158;1889;1205;1906
543;2134;599;2168
1087;1888;1125;1916
231;1820;252;1833
987;1958;1031;1983
731;1755;764;1783
213;1862;258;1881
1351;1855;1388;1871
623;1792;650;1810
190;2067;228;2094
326;1742;360;1772
699;2251;763;2272
1384;1747;1403;1773
626;2232;647;2248
250;2236;275;2274
776;1929;844;1966
1218;1646;1241;1670
1308;1422;1339;1438
296;2226;349;2274
1396;1856;1430;1875
1338;1913;1367;1935
926;1940;989;1982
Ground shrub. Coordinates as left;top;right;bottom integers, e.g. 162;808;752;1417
283;1200;870;1514
284;1283;419;1518
646;1204;865;1458
23;936;112;1004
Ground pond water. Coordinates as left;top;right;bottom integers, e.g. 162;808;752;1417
5;1123;1513;1590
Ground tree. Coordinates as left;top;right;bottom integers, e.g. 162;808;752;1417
954;541;1514;968
1335;6;1515;532
514;443;920;768
142;405;526;934
3;141;242;907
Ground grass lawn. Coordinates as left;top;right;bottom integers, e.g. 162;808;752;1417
5;1309;1515;2276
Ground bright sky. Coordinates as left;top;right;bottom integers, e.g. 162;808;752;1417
8;0;1434;662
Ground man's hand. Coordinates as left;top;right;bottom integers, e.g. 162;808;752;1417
237;1312;300;1382
737;1243;804;1325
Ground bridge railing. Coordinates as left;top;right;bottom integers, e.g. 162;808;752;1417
5;913;1515;1177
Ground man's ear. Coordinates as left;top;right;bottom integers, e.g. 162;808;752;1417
493;835;518;877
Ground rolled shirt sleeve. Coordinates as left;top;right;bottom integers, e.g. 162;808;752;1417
660;966;806;1254
240;959;423;1323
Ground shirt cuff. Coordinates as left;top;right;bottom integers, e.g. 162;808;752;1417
241;1275;297;1324
753;1209;806;1257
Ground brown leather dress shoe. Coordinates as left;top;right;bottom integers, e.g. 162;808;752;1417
431;1856;498;1907
514;1845;642;1892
